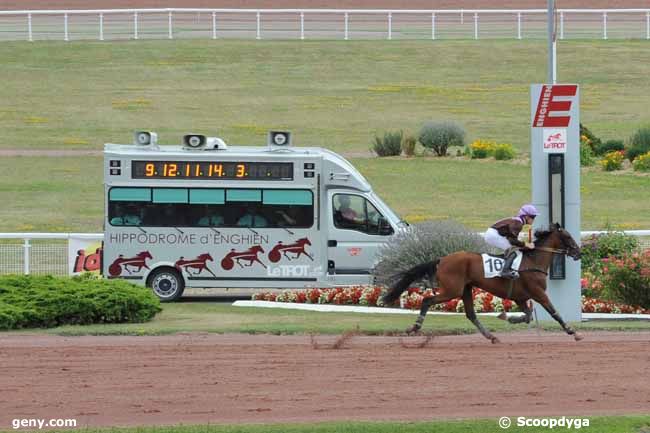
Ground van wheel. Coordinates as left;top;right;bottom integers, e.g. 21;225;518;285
148;268;185;302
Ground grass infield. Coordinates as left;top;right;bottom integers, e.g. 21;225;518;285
1;155;650;232
4;303;648;336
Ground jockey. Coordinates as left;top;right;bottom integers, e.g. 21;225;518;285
483;204;539;279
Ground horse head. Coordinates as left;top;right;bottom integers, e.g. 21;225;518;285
139;251;153;260
199;253;213;262
251;245;265;254
298;237;311;246
535;223;581;261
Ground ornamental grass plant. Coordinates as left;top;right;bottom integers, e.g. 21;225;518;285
372;220;488;288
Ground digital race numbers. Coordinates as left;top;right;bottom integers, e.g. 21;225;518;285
132;161;294;181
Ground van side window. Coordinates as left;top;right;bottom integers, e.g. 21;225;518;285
333;194;393;235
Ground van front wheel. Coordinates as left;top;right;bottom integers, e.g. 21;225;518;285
148;268;185;302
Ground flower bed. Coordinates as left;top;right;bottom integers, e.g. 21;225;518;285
251;286;650;315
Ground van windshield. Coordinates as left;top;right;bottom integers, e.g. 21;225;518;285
368;192;404;226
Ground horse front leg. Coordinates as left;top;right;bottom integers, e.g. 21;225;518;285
462;286;500;344
534;293;583;341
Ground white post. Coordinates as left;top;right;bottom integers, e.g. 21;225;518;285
474;13;478;39
212;11;217;39
517;12;522;39
256;11;261;40
431;12;436;40
461;9;464;24
28;13;33;42
647;12;650;40
300;12;304;40
388;12;392;40
23;239;30;275
560;11;564;40
344;12;349;40
99;12;104;41
603;12;607;40
168;11;173;39
64;13;69;41
134;12;138;40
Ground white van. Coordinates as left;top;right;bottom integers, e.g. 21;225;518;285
103;131;406;300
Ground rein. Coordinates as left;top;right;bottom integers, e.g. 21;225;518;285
533;246;567;255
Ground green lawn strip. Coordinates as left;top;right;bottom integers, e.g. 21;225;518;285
0;40;648;153
3;416;650;433
4;303;648;336
2;155;650;232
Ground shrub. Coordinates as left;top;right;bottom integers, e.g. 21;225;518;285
0;274;161;330
595;139;624;156
493;143;516;160
626;126;650;161
418;121;465;157
373;220;488;288
372;130;403;157
599;150;625;171
401;134;417;157
468;139;496;159
580;136;595;166
600;251;650;309
580;123;601;153
632;151;650;172
580;229;639;273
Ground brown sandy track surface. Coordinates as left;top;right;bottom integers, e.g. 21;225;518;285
2;0;649;11
1;331;649;428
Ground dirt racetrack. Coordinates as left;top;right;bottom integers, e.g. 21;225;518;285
1;331;649;427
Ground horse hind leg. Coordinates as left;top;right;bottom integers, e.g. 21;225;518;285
462;285;500;344
407;292;455;335
498;300;532;324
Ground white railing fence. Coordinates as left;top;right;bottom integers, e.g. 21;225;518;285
1;230;649;276
0;8;649;42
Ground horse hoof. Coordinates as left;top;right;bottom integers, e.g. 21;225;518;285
574;333;584;341
497;312;507;321
491;337;501;344
406;326;421;336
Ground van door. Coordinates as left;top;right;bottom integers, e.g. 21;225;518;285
326;191;395;285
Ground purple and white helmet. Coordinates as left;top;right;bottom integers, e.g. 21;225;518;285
518;204;539;218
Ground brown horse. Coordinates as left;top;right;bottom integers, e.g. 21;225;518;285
382;223;582;343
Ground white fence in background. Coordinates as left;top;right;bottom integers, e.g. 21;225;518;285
0;8;649;42
1;230;649;276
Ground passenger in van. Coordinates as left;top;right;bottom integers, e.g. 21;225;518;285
110;204;142;226
334;195;363;228
274;207;299;227
236;209;268;228
197;206;225;227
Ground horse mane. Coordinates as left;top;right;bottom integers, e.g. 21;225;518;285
533;224;561;246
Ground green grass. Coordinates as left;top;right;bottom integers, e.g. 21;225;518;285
1;39;649;152
3;416;650;433
2;155;650;232
4;302;649;336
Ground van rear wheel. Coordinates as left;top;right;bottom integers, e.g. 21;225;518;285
148;268;185;302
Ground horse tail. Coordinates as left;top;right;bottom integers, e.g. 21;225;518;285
381;259;439;305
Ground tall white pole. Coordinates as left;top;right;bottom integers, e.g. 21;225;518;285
28;13;33;42
548;0;556;83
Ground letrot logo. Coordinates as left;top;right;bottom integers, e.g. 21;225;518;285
543;128;567;153
533;84;578;128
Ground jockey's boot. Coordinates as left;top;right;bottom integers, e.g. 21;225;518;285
500;247;519;279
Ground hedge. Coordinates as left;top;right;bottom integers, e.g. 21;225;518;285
0;274;161;330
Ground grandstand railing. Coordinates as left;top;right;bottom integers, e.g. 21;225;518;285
0;8;649;42
1;230;649;276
